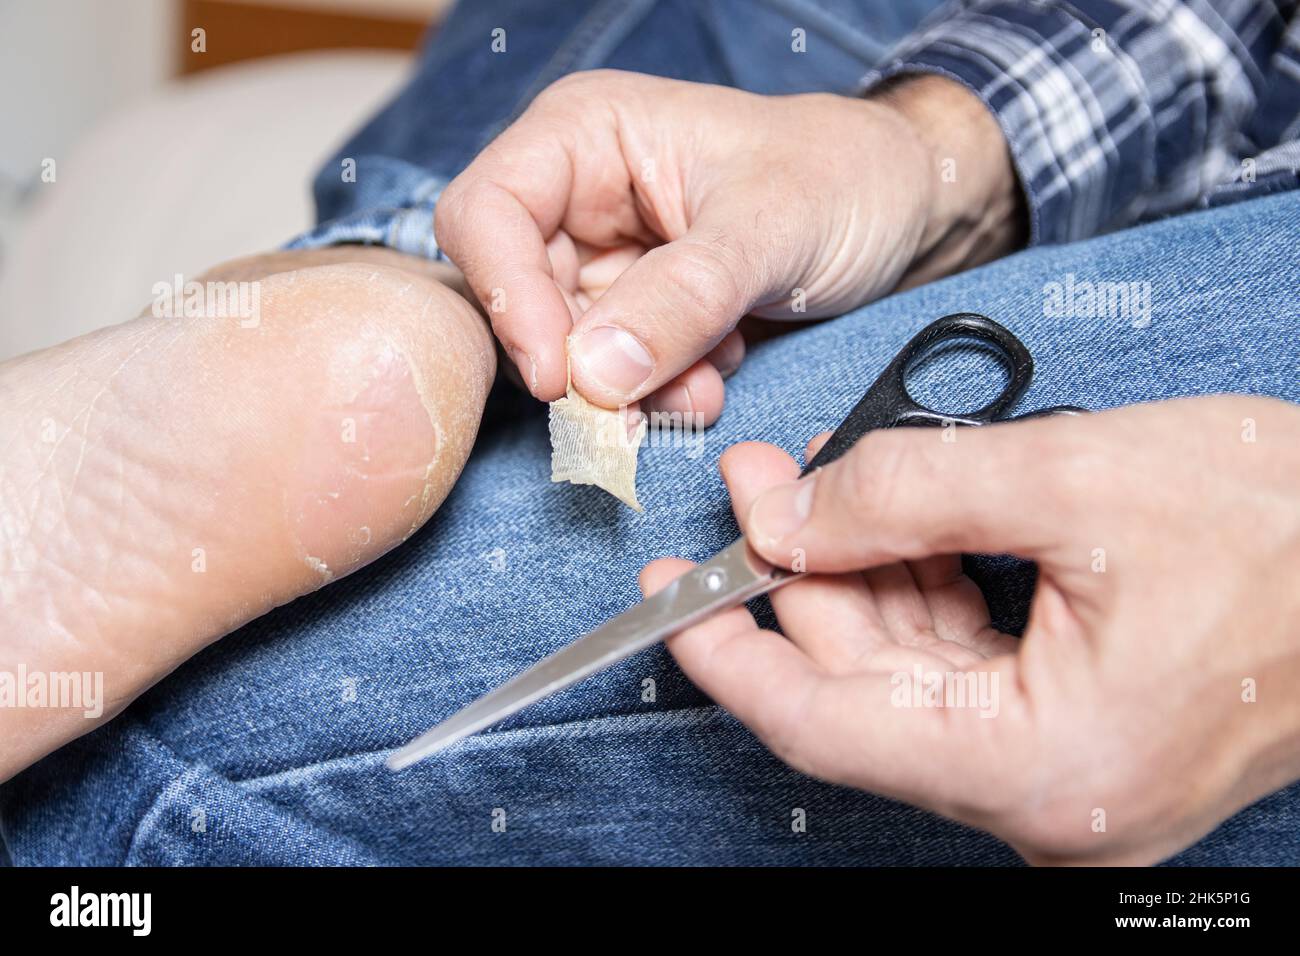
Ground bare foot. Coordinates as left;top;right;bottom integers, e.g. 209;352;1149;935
0;251;494;780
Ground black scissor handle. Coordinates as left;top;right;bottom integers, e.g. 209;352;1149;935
800;313;1037;477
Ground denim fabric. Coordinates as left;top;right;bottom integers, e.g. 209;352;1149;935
5;188;1299;865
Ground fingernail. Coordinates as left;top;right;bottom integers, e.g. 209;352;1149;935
506;346;538;395
709;337;744;378
570;326;654;396
642;383;692;417
622;403;646;441
749;477;816;549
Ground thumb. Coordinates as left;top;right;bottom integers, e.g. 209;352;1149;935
567;210;774;407
744;416;1088;573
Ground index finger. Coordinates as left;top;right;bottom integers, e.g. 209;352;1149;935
434;129;577;400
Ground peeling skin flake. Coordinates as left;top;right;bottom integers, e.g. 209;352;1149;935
304;555;333;583
548;384;646;511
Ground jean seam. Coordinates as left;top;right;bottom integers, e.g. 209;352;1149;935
233;703;731;789
121;764;204;867
119;716;209;866
122;717;386;865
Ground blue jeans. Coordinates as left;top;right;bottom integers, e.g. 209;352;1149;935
3;0;1298;865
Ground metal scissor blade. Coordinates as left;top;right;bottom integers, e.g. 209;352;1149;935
387;538;791;770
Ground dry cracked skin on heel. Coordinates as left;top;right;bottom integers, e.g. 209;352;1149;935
0;259;494;777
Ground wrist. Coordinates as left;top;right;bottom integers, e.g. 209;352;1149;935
872;74;1027;283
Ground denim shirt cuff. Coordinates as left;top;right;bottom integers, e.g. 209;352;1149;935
1204;141;1300;208
283;155;450;261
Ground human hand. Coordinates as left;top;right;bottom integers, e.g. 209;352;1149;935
437;71;1023;423
0;248;494;781
640;396;1300;864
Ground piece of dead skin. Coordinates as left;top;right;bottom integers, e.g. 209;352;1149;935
549;383;647;511
303;555;334;584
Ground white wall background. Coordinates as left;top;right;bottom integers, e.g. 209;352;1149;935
0;0;435;358
0;0;174;201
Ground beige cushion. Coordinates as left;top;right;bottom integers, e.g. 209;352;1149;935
0;50;411;359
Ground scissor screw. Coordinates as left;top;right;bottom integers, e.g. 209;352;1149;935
702;568;727;592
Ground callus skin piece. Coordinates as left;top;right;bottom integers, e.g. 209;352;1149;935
549;383;647;511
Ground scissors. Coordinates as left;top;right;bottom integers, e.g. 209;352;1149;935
388;312;1084;770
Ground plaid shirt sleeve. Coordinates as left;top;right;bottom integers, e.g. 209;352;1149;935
862;0;1300;245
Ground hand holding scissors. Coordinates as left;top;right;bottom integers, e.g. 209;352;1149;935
390;313;1082;768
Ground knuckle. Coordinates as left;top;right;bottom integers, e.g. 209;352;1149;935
434;178;499;266
437;175;466;210
533;75;583;106
1038;422;1115;510
432;188;462;248
434;177;485;242
661;242;746;322
536;69;619;105
835;431;910;528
